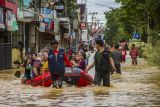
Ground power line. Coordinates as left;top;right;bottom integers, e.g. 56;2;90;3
87;0;114;9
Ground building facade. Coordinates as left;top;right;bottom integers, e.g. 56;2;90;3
0;0;81;70
0;0;18;70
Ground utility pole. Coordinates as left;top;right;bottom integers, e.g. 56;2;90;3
22;1;26;54
88;12;97;51
89;12;98;36
96;19;100;28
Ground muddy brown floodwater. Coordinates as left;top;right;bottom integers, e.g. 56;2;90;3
0;57;160;107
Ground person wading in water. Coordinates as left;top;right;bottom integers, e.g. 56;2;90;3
111;44;122;74
48;40;72;88
129;44;138;65
86;39;116;87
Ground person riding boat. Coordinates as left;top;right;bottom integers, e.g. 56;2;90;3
71;53;80;67
40;61;48;73
48;40;72;88
23;54;33;80
77;53;87;71
32;59;42;78
71;53;87;71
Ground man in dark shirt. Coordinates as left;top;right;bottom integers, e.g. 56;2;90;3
86;40;116;87
111;44;122;74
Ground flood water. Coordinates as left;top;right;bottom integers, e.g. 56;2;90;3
0;56;160;107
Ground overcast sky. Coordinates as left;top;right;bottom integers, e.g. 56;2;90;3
86;0;120;24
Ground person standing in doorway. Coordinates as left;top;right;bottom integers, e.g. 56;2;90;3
129;44;138;65
86;39;116;87
111;44;122;74
48;40;72;88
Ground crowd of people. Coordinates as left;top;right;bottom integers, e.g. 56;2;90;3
22;48;49;80
22;41;89;83
20;39;138;88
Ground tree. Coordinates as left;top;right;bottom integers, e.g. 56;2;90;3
105;0;160;65
105;0;160;43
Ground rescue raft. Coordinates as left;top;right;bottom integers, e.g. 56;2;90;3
23;68;93;87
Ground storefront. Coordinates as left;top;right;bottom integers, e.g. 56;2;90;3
0;0;18;70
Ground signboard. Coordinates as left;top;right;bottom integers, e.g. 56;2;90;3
0;7;5;29
12;14;19;31
24;10;34;18
42;8;54;19
6;11;12;31
133;32;141;40
54;0;65;10
81;29;88;41
54;0;65;17
39;22;46;32
41;8;54;23
6;10;19;31
80;22;87;29
17;8;24;19
23;0;32;7
55;4;65;10
54;19;59;33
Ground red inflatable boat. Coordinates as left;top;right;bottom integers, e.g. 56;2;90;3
23;68;93;87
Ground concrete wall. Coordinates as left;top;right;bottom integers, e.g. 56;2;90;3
12;48;21;67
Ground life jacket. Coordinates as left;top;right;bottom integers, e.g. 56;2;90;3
48;49;65;74
94;49;110;72
41;61;48;71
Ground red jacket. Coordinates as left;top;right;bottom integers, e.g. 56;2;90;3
130;48;138;59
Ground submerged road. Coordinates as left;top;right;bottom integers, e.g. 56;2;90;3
0;54;160;107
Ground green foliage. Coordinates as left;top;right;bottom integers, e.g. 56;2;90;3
105;0;160;44
105;8;133;44
144;42;160;66
105;0;160;65
67;0;78;21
